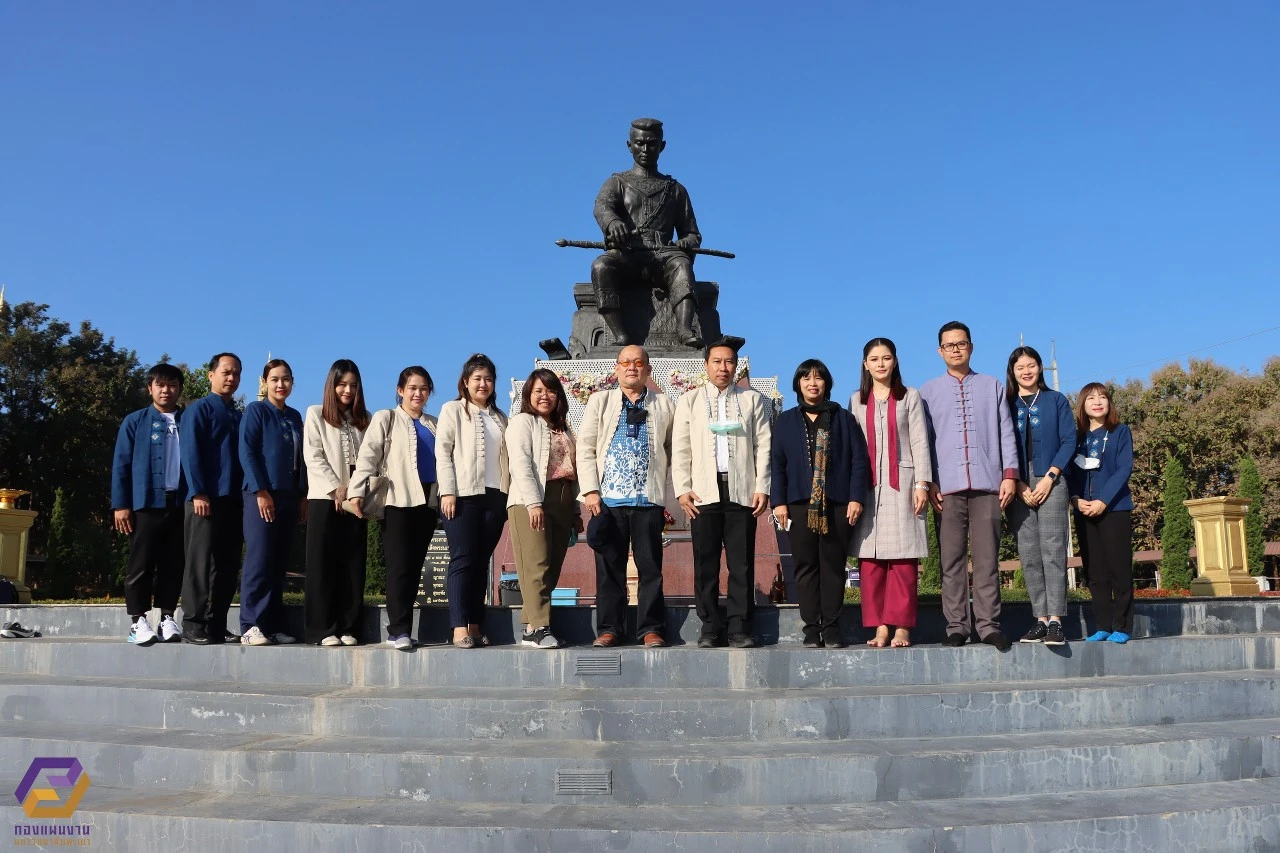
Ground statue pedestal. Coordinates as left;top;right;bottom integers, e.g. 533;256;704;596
1186;497;1258;597
0;509;37;604
568;281;722;359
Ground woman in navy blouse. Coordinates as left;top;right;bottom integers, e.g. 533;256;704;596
1005;347;1076;646
239;358;307;646
1067;382;1135;644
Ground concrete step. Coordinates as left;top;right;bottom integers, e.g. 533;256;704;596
6;599;1280;645
2;670;1277;740
0;634;1274;689
2;718;1276;806
5;776;1278;851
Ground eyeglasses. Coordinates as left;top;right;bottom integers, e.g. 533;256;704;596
939;341;972;353
617;359;649;367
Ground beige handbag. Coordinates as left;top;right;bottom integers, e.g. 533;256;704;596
342;411;393;519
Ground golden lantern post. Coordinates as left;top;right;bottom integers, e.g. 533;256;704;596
1186;497;1259;596
0;490;36;603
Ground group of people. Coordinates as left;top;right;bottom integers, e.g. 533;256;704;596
110;319;1136;651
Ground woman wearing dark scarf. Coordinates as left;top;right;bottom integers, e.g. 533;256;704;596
770;359;870;648
850;338;932;648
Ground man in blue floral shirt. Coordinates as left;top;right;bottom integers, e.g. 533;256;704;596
577;345;676;647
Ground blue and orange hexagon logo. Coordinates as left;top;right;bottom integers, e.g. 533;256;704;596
13;758;91;818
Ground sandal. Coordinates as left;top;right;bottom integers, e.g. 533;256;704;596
452;636;476;649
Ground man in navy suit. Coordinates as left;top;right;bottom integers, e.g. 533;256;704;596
112;363;187;646
179;353;244;645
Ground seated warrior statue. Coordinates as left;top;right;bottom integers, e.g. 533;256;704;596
591;117;703;347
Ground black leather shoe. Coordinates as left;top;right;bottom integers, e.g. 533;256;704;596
943;633;968;647
697;636;722;649
802;637;824;649
727;633;757;649
822;630;846;649
181;629;212;646
981;631;1012;651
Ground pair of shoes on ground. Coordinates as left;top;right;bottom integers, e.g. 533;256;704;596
127;615;181;646
521;626;562;649
1085;630;1130;644
697;633;757;649
386;634;414;651
1020;621;1068;646
943;631;1013;651
1;621;40;639
591;631;667;648
180;628;239;645
240;626;296;646
319;635;360;647
451;633;490;649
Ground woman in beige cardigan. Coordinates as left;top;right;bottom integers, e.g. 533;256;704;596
506;369;581;649
436;354;508;649
303;359;372;646
348;366;439;651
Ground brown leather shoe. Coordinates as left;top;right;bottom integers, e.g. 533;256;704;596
592;632;620;648
642;632;667;648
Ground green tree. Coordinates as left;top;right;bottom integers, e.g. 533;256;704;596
1160;456;1194;590
920;507;941;590
365;519;386;596
1238;455;1265;576
41;488;77;599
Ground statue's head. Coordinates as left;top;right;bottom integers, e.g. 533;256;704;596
627;118;666;169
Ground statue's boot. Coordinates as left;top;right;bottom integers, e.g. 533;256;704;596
676;301;702;347
602;311;631;346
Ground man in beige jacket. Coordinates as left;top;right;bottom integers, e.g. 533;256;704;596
577;345;675;648
673;339;772;648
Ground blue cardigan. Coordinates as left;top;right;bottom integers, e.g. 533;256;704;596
1066;424;1134;512
111;406;186;510
179;394;243;499
770;405;870;507
239;400;307;495
1010;388;1075;480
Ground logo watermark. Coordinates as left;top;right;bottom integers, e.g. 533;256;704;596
12;758;91;846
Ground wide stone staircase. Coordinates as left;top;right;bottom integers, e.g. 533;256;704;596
1;607;1278;851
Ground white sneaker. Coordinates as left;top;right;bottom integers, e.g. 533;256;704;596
386;634;413;651
339;635;359;646
128;616;157;646
240;626;272;646
272;632;297;645
319;635;341;647
159;616;182;643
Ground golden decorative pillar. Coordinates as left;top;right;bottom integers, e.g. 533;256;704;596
1186;497;1258;597
0;489;36;604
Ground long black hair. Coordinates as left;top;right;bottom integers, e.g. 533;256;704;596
456;353;504;417
858;338;907;402
1005;346;1048;407
321;358;371;430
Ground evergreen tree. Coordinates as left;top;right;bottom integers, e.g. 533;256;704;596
364;520;386;597
920;507;941;589
1160;456;1194;590
42;488;77;599
1238;455;1265;576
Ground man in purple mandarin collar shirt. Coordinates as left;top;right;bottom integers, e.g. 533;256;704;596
919;321;1019;651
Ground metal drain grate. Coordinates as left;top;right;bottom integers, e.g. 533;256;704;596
574;652;622;676
556;769;612;795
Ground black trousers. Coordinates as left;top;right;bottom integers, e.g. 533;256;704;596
691;477;756;637
595;504;667;640
304;499;368;643
443;488;507;629
1078;509;1134;633
382;504;439;639
125;493;185;617
181;495;243;636
786;500;852;641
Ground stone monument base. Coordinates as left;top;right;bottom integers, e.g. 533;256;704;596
568;281;722;359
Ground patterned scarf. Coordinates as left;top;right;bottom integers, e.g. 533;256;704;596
801;402;838;534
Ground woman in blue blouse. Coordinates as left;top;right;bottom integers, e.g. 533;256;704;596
1005;347;1075;646
1067;383;1135;644
239;358;307;646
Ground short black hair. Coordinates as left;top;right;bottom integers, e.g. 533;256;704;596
703;337;741;362
209;352;242;372
147;363;184;388
937;321;971;346
791;358;833;404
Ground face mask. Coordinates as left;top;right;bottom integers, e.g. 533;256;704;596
707;421;744;435
1074;454;1100;470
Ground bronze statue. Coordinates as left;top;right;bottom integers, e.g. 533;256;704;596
590;118;703;347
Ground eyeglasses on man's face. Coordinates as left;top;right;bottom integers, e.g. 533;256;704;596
939;341;972;353
617;358;649;367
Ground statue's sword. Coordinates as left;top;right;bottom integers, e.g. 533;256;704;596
554;239;736;260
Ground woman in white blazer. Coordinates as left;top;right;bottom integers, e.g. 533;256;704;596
303;359;372;646
506;369;582;649
436;354;508;649
348;366;438;651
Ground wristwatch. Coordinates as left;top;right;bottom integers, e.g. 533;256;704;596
1046;471;1059;482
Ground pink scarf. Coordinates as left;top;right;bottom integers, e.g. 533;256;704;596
865;393;900;491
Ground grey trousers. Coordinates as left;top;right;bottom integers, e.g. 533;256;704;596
1007;484;1070;617
938;490;1002;637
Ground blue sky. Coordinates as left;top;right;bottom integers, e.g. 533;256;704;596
3;2;1277;412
